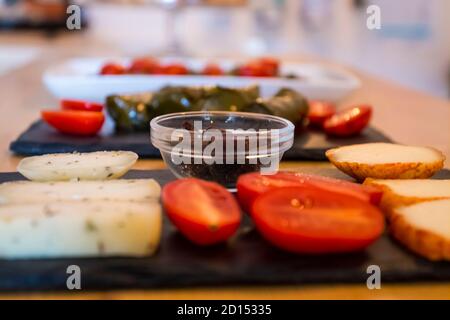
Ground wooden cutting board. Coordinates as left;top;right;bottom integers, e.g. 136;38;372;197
9;121;391;161
0;168;449;292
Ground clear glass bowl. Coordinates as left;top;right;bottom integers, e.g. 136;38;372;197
150;111;294;189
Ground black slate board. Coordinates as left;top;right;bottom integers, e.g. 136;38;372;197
10;120;391;160
0;168;449;292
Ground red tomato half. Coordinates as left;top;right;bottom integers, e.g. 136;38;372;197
324;105;372;137
41;110;104;136
160;63;189;75
252;186;385;254
237;171;382;214
61;99;103;112
128;57;160;74
202;63;224;76
162;178;241;245
100;63;126;75
237;61;275;77
255;57;279;75
308;101;336;127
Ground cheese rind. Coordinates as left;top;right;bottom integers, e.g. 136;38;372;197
17;151;138;181
0;179;161;204
364;179;450;216
326;143;445;181
390;199;450;261
0;200;162;259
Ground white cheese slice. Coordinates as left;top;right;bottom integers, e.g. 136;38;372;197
17;151;138;181
367;179;450;198
0;179;161;204
0;200;162;259
327;143;443;164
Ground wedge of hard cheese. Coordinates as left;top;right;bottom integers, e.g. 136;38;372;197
364;179;450;218
0;179;161;204
0;200;162;259
390;199;450;261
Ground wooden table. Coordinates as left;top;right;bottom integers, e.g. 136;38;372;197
0;32;449;300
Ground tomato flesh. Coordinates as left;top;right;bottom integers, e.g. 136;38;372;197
237;58;278;77
128;57;160;74
100;63;125;75
41;110;104;136
162;178;241;245
202;63;223;76
308;101;336;127
61;99;103;112
324;105;372;137
160;63;189;75
236;171;382;214
252;186;384;254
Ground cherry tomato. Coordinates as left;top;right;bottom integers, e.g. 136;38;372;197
160;63;189;75
324;105;372;137
256;57;279;75
127;57;160;74
202;63;224;76
60;99;103;112
236;171;382;214
100;63;126;75
252;186;384;254
41;110;104;136
162;178;241;245
237;61;274;77
308;101;336;127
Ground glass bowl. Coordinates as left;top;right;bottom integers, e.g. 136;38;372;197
150;111;294;190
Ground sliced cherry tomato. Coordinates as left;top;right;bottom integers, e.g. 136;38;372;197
100;63;126;75
252;186;384;254
127;57;160;74
308;101;336;127
41;110;104;136
202;63;224;76
255;57;279;75
237;171;382;214
237;61;274;77
160;63;189;75
61;99;103;112
324;105;372;137
162;178;241;245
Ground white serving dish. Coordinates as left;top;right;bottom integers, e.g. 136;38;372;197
43;57;360;102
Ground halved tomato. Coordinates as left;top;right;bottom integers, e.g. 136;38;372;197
160;63;189;75
236;171;382;214
41;110;104;136
202;63;224;76
324;105;372;137
61;99;103;112
128;57;160;74
308;101;336;127
252;186;385;254
100;62;126;75
237;61;275;77
162;178;241;245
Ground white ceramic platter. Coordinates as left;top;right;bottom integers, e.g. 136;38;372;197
43;57;361;102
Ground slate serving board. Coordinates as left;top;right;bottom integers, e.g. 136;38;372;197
0;168;449;292
9;120;391;161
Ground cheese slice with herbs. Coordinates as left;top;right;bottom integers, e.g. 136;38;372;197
0;179;161;204
17;151;138;181
0;200;162;259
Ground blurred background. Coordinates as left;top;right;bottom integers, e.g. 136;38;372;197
0;0;449;98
